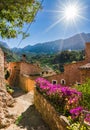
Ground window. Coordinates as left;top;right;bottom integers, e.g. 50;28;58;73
14;66;16;69
46;71;48;74
61;79;66;85
75;81;81;85
52;80;57;85
42;72;44;74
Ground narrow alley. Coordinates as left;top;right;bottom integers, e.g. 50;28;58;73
2;89;50;130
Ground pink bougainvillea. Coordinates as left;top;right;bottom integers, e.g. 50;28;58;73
36;78;82;114
35;78;90;125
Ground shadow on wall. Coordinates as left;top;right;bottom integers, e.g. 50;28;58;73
17;105;50;130
12;87;26;98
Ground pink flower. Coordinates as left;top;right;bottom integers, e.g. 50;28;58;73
70;106;83;119
85;114;90;124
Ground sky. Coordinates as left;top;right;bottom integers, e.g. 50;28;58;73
1;0;90;48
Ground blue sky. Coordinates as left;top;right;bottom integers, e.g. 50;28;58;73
1;0;90;48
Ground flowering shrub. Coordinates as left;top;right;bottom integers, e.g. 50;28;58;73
75;79;90;110
35;78;82;115
85;113;90;124
70;106;83;120
35;78;90;129
74;79;90;125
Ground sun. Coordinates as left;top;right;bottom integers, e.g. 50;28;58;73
59;1;86;25
63;4;79;22
45;1;87;32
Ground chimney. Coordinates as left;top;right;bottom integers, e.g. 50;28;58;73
21;54;26;62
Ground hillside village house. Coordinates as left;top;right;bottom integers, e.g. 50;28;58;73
7;61;56;91
7;62;41;91
47;42;90;86
6;42;90;91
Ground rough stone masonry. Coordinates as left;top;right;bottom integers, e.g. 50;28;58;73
0;48;5;89
0;48;15;129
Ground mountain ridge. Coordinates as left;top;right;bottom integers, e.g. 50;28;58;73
0;41;9;49
10;32;90;54
12;33;90;54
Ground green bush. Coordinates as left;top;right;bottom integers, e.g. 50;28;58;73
6;84;14;94
67;122;88;130
74;79;90;110
15;115;23;125
67;117;89;130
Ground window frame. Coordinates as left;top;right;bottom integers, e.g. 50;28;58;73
52;80;57;85
61;79;66;85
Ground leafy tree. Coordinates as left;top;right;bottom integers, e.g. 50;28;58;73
0;0;40;38
58;64;64;72
53;50;85;64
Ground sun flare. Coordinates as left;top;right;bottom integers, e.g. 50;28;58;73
59;1;84;24
45;1;87;32
64;4;79;22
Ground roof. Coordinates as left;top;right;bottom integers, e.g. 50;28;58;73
79;63;90;69
41;65;54;72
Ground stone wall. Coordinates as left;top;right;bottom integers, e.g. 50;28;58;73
80;69;90;83
63;61;87;85
0;48;15;128
8;62;40;88
34;88;68;130
20;62;41;75
47;73;65;85
19;75;35;92
8;62;20;87
85;43;90;62
0;48;5;89
47;61;87;86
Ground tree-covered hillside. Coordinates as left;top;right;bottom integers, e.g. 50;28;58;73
0;45;20;62
26;50;85;73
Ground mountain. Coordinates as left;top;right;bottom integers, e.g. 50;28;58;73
0;41;20;62
0;41;9;48
12;32;90;54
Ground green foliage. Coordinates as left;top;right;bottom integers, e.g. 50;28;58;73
6;84;14;94
0;0;41;38
15;115;23;125
67;122;88;130
53;50;85;64
26;50;85;73
5;70;10;80
58;64;64;72
74;79;90;110
1;45;20;61
67;117;89;130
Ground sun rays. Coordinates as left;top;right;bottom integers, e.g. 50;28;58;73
45;0;88;32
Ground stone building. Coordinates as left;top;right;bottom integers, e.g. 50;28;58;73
85;43;90;62
8;61;56;90
41;65;56;77
79;63;90;83
8;62;41;88
47;42;90;86
7;42;90;90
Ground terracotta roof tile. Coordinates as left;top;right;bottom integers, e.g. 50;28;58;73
79;63;90;69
